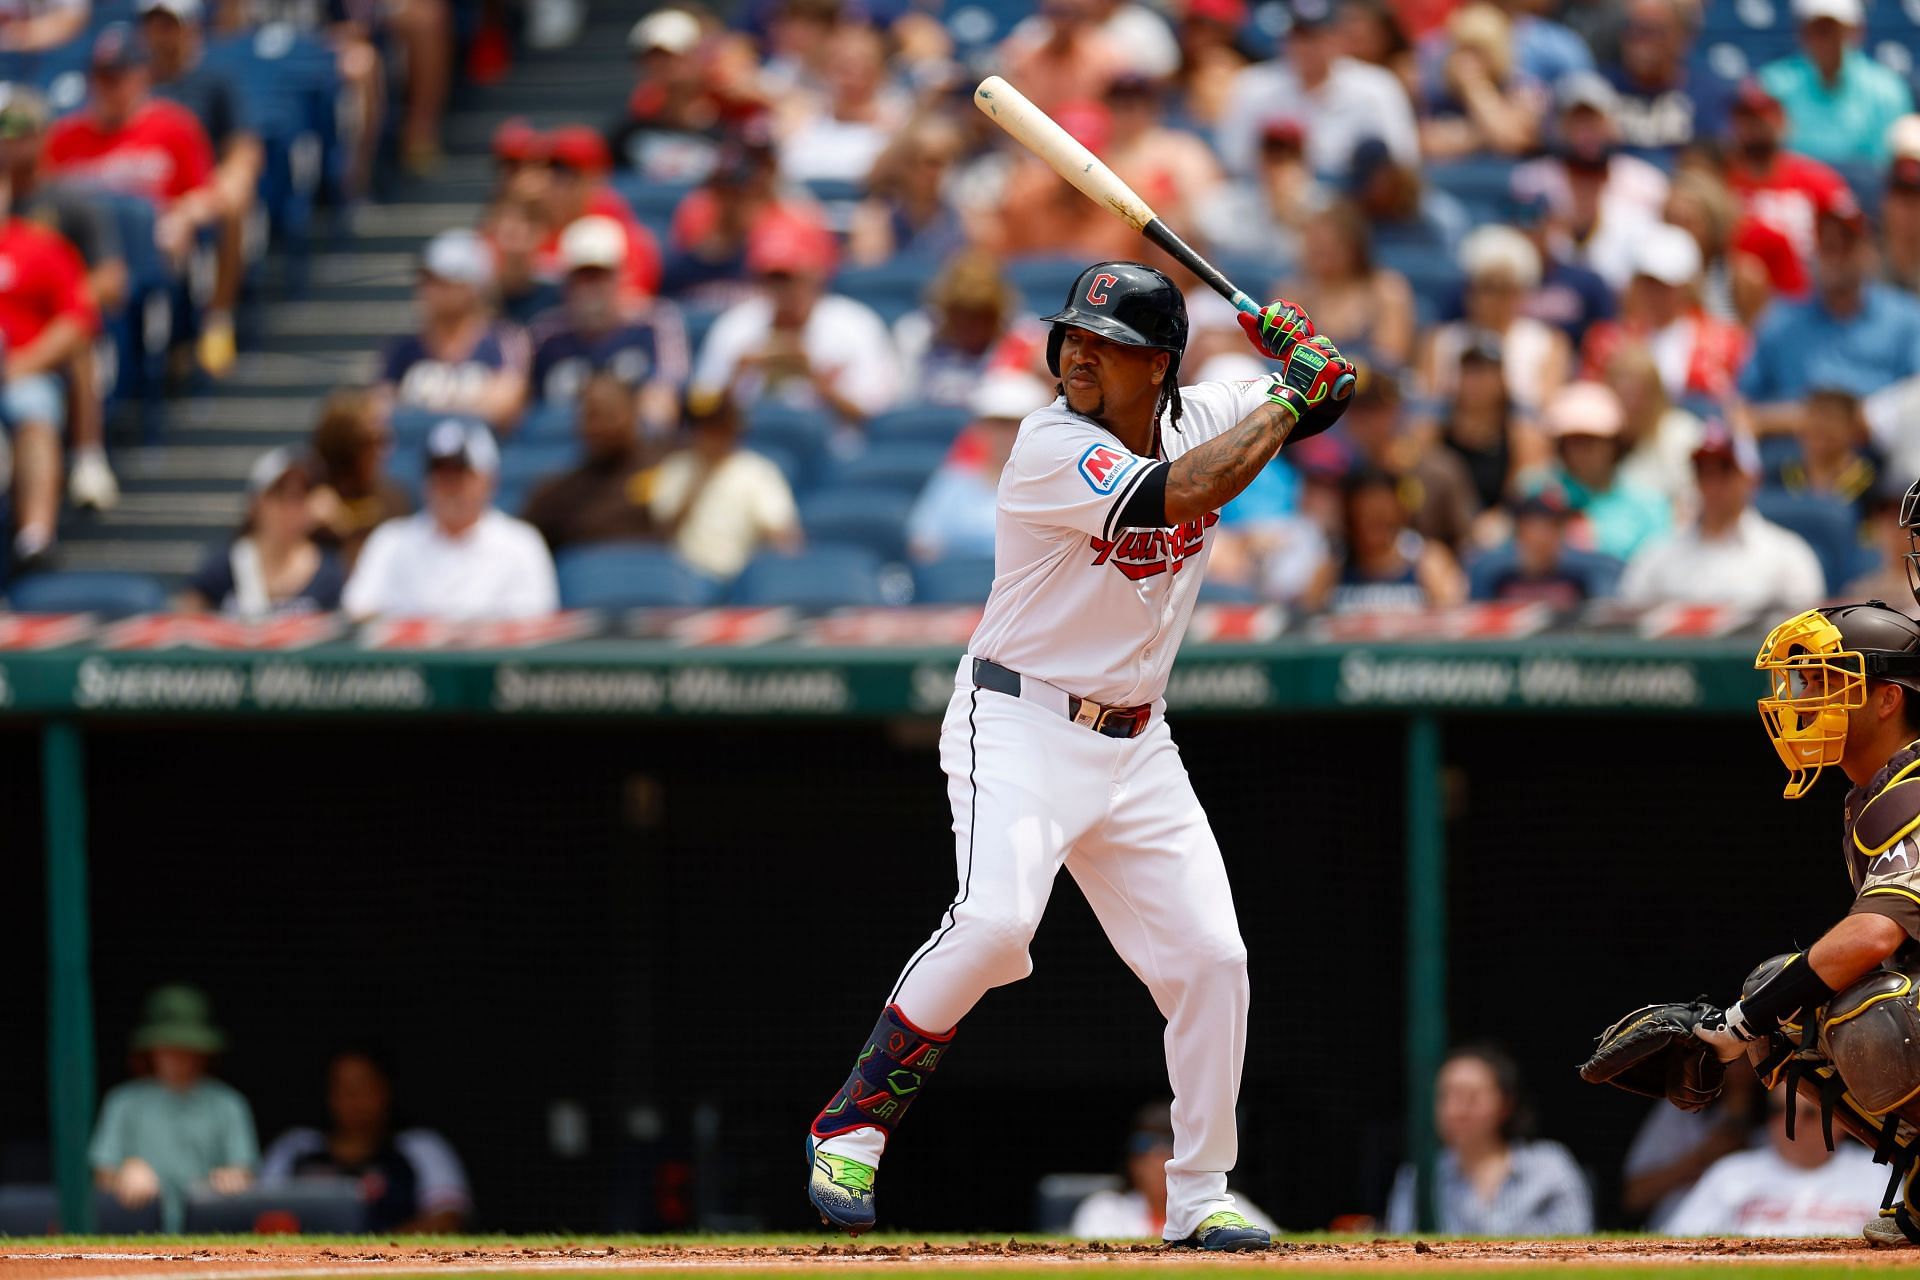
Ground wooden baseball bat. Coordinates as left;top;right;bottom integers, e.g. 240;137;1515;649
972;74;1260;318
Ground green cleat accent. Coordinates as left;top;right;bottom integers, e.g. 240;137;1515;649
1168;1210;1272;1252
806;1137;878;1235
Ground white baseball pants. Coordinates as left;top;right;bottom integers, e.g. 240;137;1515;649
873;658;1252;1239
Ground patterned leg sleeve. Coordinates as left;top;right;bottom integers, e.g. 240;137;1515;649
811;1004;954;1144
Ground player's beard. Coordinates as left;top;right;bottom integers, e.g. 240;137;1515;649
1062;378;1105;422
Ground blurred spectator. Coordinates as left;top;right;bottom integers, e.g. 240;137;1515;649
608;10;727;182
0;84;121;515
523;371;658;552
1281;203;1416;367
1667;1087;1886;1235
1845;477;1913;598
1196;118;1323;268
1348;138;1469;255
141;0;258;378
179;448;344;616
1499;191;1613;345
894;251;1035;408
1103;75;1223;242
380;229;531;431
1619;423;1825;607
343;420;559;621
1663;167;1781;326
529;216;690;432
1472;0;1595;87
489;117;552;209
644;390;800;579
1602;0;1731;160
1338;0;1418;99
1723;78;1851;280
1740;200;1920;434
663;132;826;303
777;24;909;184
1171;0;1251;127
1425;227;1569;416
0;156;97;570
690;219;897;423
483;192;562;328
1417;3;1547;160
908;370;1051;562
1535;380;1669;560
1472;486;1601;605
308;388;412;573
1385;1044;1592;1235
44;24;220;263
260;1045;472;1234
1561;0;1624;72
1510;72;1669;290
1882;151;1920;294
986;101;1140;259
1068;1102;1276;1239
1216;0;1418;179
998;0;1128;116
1305;467;1466;611
1432;332;1546;524
1089;0;1182;79
1580;222;1748;401
1759;0;1913;167
1768;382;1883;521
90;985;257;1233
1336;360;1480;551
540;126;662;301
1604;342;1704;510
849;114;967;267
1621;1063;1759;1232
0;0;86;51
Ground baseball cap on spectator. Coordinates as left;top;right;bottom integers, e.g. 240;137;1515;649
1554;70;1618;118
1890;155;1920;193
132;984;225;1053
492;116;548;165
1817;187;1869;238
746;217;836;277
1731;77;1783;117
425;418;500;475
1633;223;1703;286
560;215;627;273
1511;478;1575;520
972;370;1053;421
548;125;611;175
1351;357;1407;407
1186;0;1247;24
136;0;202;21
1104;71;1157;104
629;7;700;55
1793;0;1862;24
1692;419;1761;475
1542;381;1625;438
246;446;309;497
1458;223;1542;289
420;228;495;288
90;23;147;71
1288;0;1337;31
1458;329;1506;366
1345;136;1394;194
1052;99;1112;155
0;83;48;137
1260;117;1306;154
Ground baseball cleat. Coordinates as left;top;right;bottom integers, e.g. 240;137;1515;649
1865;1209;1920;1247
1167;1210;1272;1251
807;1136;877;1235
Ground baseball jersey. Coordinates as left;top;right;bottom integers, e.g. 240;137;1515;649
1843;740;1920;941
529;304;689;404
44;100;215;206
968;378;1271;707
1726;152;1850;278
1665;1143;1887;1236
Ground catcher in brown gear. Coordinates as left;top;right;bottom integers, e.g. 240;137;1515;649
1582;560;1920;1246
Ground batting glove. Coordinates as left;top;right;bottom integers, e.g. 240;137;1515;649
1693;1003;1759;1063
1237;299;1315;361
1267;335;1357;443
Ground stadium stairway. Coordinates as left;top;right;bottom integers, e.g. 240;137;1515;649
54;6;640;582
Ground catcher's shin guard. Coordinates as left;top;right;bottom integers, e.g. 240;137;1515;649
811;1004;954;1146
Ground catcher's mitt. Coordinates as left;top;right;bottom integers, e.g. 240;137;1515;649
1578;1000;1727;1111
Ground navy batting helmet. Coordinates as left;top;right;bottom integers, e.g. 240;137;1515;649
1044;261;1189;425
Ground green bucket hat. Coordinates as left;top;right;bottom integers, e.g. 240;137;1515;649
132;984;225;1054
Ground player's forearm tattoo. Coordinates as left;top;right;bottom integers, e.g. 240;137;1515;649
1162;400;1293;524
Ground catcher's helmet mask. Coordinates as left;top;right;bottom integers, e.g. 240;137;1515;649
1899;478;1920;608
1044;261;1190;434
1756;600;1920;798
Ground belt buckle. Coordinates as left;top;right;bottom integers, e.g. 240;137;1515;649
1073;698;1104;730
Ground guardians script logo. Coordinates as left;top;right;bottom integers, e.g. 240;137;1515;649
1088;513;1219;581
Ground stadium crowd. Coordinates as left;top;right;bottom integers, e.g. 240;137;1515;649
6;0;1920;623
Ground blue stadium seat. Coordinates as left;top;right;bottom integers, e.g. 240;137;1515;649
8;572;168;616
750;443;806;495
912;554;996;604
1426;156;1521;214
800;488;917;562
729;547;885;607
825;441;950;494
835;257;939;320
1466;545;1624;600
866;405;974;446
555;544;720;609
1197;578;1260;603
1754;490;1859;593
610;177;697;241
390;407;489;449
745;404;833;487
1003;255;1088;309
519;402;578;442
498;441;579;515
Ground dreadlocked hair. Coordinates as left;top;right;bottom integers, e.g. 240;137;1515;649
1159;378;1184;432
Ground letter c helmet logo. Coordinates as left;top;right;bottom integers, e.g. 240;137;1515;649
1086;273;1120;306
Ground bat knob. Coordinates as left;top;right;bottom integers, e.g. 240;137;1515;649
1332;372;1356;401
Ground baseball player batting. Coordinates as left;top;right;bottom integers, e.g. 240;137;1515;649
1581;485;1920;1247
804;263;1354;1250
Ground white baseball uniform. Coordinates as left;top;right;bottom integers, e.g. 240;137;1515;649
820;378;1273;1241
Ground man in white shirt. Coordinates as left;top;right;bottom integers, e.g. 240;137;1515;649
1215;0;1418;179
688;219;899;424
343;419;559;620
1619;423;1826;609
1667;1087;1888;1236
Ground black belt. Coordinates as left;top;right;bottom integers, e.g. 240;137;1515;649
970;658;1152;739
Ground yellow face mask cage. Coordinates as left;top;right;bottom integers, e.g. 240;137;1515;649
1756;609;1868;799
